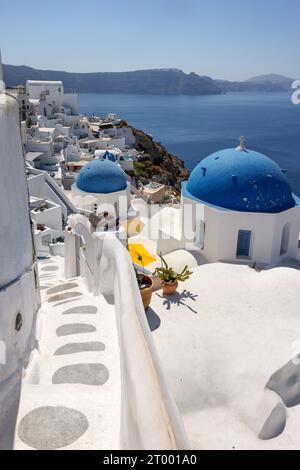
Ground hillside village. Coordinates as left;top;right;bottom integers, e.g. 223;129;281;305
2;55;300;452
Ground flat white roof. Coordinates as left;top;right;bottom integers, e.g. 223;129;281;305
25;151;45;161
26;80;63;86
151;262;300;449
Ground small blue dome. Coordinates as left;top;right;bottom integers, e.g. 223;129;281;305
185;148;295;213
102;150;116;162
76;159;127;194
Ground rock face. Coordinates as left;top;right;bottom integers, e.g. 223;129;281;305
4;65;222;96
120;121;189;193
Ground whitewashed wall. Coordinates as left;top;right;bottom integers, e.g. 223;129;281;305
31;202;62;232
117;127;136;146
0;96;34;284
181;194;300;266
26;81;63;101
0;93;40;448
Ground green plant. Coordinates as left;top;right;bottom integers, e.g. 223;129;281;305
153;254;192;283
134;254;152;290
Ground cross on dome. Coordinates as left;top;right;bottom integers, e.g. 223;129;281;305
237;136;247;151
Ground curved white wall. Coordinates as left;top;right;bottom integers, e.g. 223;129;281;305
0;90;39;449
0;95;34;285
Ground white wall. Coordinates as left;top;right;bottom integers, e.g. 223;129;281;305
0;95;34;285
31;201;62;232
27;171;76;222
61;94;78;115
0;92;40;449
26;81;64;101
0;267;40;449
26;137;54;157
182;194;300;266
117;127;136;146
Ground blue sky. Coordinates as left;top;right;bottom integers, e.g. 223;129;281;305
0;0;299;80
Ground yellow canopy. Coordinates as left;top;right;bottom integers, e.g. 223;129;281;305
128;243;156;267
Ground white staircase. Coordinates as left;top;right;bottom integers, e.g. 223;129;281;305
14;256;121;450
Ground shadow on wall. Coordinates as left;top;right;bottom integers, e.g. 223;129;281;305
155;289;199;314
0;380;22;449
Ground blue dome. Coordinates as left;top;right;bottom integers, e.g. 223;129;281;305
185;148;295;213
76;159;127;194
102;151;116;162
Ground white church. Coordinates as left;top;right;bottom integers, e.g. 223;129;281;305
181;139;300;267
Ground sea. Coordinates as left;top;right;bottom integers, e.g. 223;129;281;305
78;92;300;195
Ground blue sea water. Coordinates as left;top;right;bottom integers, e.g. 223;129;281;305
78;92;300;194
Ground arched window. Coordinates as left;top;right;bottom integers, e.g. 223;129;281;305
280;223;290;255
197;220;205;250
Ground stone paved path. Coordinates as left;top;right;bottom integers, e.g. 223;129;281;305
14;257;121;450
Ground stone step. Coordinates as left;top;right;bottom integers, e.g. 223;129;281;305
14;383;120;450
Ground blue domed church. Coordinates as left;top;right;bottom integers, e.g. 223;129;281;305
181;141;300;266
71;159;130;219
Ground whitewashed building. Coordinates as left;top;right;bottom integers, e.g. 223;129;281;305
26;80;78;117
181;144;300;267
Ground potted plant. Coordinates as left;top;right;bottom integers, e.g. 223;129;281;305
135;269;153;310
154;254;192;295
134;254;153;310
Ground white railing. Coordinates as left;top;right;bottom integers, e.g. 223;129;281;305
66;218;191;450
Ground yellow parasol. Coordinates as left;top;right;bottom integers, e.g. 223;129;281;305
128;243;157;267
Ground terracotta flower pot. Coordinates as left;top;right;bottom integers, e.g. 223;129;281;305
161;280;178;295
139;275;153;310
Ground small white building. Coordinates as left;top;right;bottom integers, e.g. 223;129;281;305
181;145;300;267
7;86;30;121
94;149;134;172
26;80;78;117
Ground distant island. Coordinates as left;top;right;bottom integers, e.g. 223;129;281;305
217;74;294;93
3;64;294;95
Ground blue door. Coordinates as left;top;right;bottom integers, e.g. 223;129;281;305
236;230;251;257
